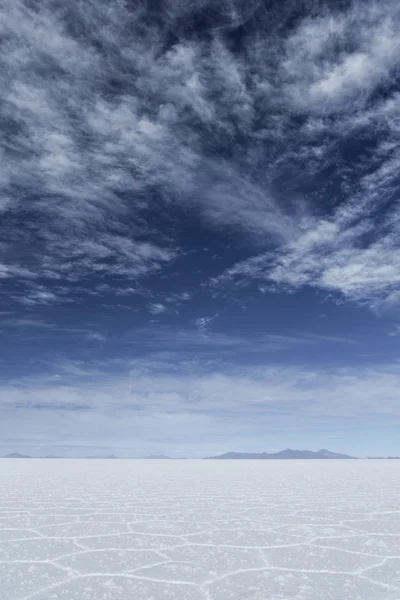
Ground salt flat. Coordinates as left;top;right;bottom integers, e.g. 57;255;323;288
0;459;399;600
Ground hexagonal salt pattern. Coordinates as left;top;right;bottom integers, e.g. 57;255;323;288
1;459;400;600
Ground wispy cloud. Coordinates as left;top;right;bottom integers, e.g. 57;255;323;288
1;354;400;455
388;325;400;337
0;317;54;329
195;314;219;332
1;0;400;310
148;303;167;315
281;3;400;115
116;325;355;364
86;331;106;343
214;209;400;309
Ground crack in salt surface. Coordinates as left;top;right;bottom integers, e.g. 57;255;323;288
1;459;400;600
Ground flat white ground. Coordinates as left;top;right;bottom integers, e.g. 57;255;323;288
0;459;399;599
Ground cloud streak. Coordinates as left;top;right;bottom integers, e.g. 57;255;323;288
1;0;400;309
1;353;400;455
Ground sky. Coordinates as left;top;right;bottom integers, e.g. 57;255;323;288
1;0;400;458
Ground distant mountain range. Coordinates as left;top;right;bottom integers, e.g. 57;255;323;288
3;448;399;459
142;454;172;459
205;449;356;459
85;455;118;459
367;456;400;459
141;454;189;459
3;452;32;459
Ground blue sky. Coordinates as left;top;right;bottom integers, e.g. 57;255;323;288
1;0;400;457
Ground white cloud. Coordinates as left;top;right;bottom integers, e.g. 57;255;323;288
389;325;400;337
148;303;167;315
0;0;299;298
86;332;106;343
121;326;333;357
282;2;400;114
217;209;400;308
0;317;54;329
1;0;400;309
1;355;400;454
195;314;219;332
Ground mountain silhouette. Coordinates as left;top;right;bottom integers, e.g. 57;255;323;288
3;452;31;458
205;448;356;459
